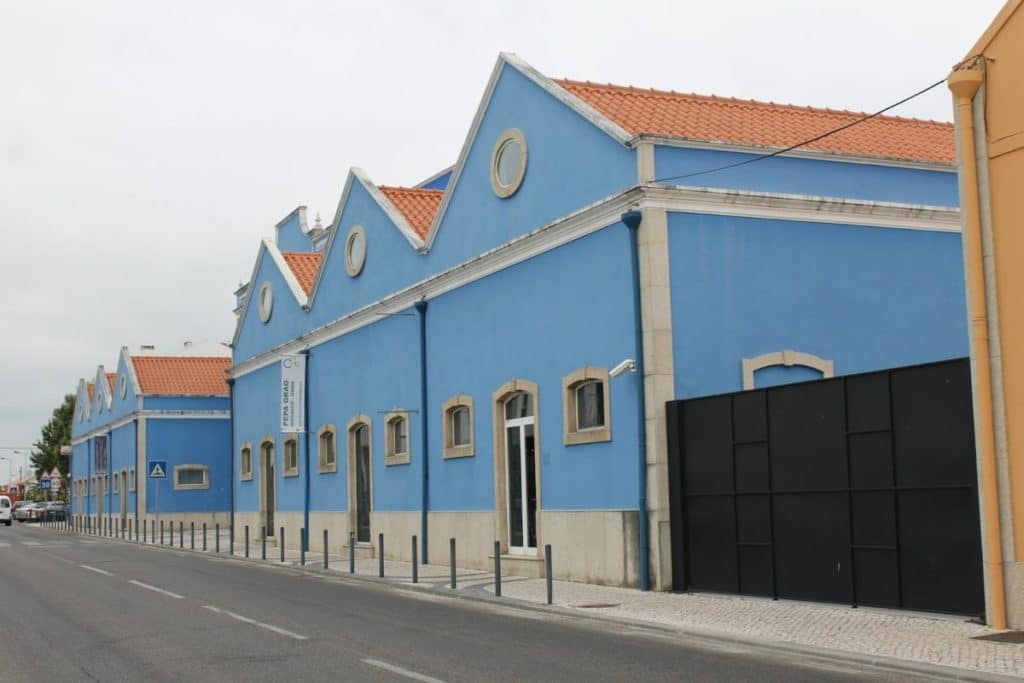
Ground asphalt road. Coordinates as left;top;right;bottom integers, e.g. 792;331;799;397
0;523;931;683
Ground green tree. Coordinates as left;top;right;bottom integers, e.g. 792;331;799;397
31;393;74;479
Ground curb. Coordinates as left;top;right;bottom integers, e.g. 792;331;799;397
41;526;1020;683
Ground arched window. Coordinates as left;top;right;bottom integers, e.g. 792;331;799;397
741;350;834;390
442;395;474;459
385;412;410;466
318;425;337;473
240;444;253;481
347;416;373;543
283;437;299;476
562;367;612;445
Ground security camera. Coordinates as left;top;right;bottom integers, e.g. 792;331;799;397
610;358;636;378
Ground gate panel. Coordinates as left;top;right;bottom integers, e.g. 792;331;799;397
667;358;984;617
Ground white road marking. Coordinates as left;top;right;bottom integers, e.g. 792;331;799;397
128;580;183;599
0;542;10;548
79;564;114;576
362;658;447;683
203;605;309;641
21;541;41;546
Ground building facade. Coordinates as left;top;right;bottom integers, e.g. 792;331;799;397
70;347;232;533
230;54;967;591
948;0;1024;629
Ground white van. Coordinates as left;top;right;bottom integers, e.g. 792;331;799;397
0;496;11;526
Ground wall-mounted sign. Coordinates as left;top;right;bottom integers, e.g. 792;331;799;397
280;354;305;433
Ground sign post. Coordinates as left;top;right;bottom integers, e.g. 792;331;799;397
148;460;167;535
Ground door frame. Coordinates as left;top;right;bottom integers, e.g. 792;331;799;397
492;379;542;556
259;436;277;538
346;414;374;544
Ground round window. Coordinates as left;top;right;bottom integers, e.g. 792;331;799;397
490;128;527;198
119;374;127;399
258;282;273;323
345;226;367;277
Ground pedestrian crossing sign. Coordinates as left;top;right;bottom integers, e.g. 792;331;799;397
148;461;167;479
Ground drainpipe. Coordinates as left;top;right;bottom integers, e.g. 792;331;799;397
622;209;650;592
299;351;311;552
133;418;139;524
108;430;113;529
414;299;430;564
948;66;1006;630
227;377;236;539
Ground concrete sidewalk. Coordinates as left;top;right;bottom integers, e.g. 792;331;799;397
45;524;1024;679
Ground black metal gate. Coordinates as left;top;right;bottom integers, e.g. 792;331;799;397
666;358;984;616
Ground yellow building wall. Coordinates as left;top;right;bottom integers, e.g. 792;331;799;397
955;0;1024;629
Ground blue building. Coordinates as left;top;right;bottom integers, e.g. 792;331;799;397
70;346;232;534
229;54;966;589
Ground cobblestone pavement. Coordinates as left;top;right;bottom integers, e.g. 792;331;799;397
50;525;1024;678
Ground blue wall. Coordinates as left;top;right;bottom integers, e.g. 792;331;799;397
108;421;137;517
667;212;968;399
145;418;231;513
233;363;278;514
654;146;959;207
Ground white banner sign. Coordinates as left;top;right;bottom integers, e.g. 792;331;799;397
280;354;306;433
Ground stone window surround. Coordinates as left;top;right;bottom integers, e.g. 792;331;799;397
113;472;119;494
317;424;338;474
490;128;528;198
562;366;612;446
128;467;135;492
240;442;253;481
283;436;299;477
491;379;543;556
741;349;834;390
441;394;475;459
384;411;411;466
173;464;209;491
258;281;273;323
346;414;374;541
344;225;367;277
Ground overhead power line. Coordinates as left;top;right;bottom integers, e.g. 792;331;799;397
651;76;949;185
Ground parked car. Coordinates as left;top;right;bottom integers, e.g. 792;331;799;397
0;496;11;526
40;501;67;521
14;502;43;523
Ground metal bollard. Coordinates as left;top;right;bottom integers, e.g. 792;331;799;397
229;525;234;556
179;521;183;548
215;523;220;553
245;525;249;558
190;522;195;550
494;540;502;597
300;529;306;566
378;533;384;577
349;532;355;574
261;526;266;560
160;520;165;545
412;536;418;584
203;523;207;551
280;527;285;562
450;538;456;590
545;544;553;605
323;529;328;570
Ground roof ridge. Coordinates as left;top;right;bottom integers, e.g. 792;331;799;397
554;78;952;128
130;354;231;360
378;185;445;195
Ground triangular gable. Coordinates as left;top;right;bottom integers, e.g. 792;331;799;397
275;206;312;252
75;378;92;422
117;346;142;401
92;365;113;413
420;53;633;251
306;168;430;303
231;239;311;349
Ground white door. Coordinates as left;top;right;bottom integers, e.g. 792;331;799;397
504;393;537;554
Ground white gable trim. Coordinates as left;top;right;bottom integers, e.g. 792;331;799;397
119;346;143;397
421;53;635;253
230;183;959;380
353;168;427;252
93;366;113;411
415;164;455;189
76;378;92;421
230;240;309;349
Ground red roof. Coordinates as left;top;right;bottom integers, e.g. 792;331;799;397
556;79;954;165
130;356;230;396
378;186;444;240
280;252;322;296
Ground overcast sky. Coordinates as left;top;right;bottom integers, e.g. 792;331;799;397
0;0;1003;470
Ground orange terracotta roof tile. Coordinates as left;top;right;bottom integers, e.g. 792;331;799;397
131;356;231;396
106;373;116;390
556;79;954;165
280;252;322;296
86;383;95;401
378;186;444;240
